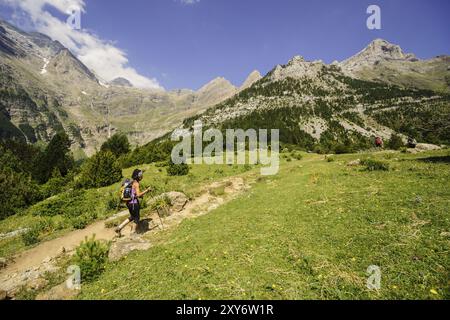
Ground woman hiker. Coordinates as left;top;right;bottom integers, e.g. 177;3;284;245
116;169;152;236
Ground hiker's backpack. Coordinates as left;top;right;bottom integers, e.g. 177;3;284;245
120;179;134;202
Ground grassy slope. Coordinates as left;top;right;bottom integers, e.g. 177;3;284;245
79;150;449;300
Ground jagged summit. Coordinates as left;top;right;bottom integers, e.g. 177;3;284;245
195;77;237;107
340;39;418;74
240;70;262;90
269;55;326;81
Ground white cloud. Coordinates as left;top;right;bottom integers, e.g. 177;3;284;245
180;0;200;5
1;0;163;90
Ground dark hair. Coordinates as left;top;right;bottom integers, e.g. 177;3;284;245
132;169;143;181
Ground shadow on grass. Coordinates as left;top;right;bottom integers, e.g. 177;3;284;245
416;155;450;164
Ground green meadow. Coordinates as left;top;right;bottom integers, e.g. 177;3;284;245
74;150;450;300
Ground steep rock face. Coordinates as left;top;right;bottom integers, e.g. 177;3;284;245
46;49;98;84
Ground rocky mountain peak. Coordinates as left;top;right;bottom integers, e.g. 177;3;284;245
340;39;419;74
269;55;325;81
195;77;237;107
365;39;407;60
288;55;306;65
240;70;262;90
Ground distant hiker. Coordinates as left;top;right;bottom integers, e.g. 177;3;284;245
407;137;417;149
116;169;152;236
375;136;383;148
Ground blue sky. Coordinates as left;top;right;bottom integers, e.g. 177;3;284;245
1;0;449;90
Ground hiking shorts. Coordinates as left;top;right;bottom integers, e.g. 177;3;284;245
127;202;140;224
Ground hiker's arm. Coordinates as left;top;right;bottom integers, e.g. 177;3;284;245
135;183;151;198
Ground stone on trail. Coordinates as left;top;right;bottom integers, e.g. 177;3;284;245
108;236;152;262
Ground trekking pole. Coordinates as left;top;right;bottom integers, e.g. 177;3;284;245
157;208;165;230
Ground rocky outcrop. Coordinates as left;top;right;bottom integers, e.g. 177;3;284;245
0;228;30;241
148;192;189;213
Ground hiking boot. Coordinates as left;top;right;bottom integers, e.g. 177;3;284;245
114;227;122;237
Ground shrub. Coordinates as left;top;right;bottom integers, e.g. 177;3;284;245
291;152;303;160
78;151;122;188
22;226;41;246
167;160;189;176
105;191;120;211
361;159;390;171
0;170;43;220
387;134;405;150
72;236;110;282
333;144;353;154
71;216;89;230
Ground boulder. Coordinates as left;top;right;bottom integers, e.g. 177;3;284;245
347;159;361;167
415;143;441;151
36;283;79;300
108;236;152;262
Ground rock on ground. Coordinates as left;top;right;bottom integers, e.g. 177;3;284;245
0;228;30;241
108;236;152;262
36;283;80;300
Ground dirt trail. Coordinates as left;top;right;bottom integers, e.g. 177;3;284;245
1;221;117;276
0;176;249;294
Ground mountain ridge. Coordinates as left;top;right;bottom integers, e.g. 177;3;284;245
0;18;448;156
